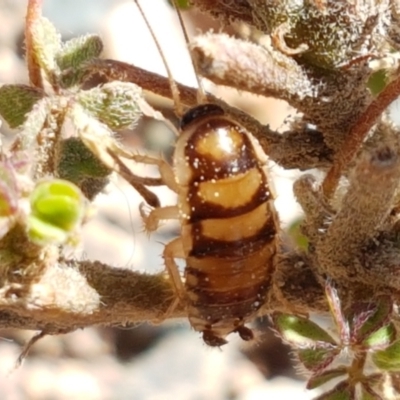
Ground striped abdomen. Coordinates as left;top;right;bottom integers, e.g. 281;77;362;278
174;104;278;346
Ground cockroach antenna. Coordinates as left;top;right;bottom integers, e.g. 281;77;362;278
133;0;207;116
133;0;183;115
170;0;207;105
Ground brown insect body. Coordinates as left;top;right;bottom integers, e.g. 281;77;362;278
171;103;278;346
132;0;279;346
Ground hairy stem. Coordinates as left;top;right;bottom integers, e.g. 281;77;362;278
322;69;400;198
25;0;44;88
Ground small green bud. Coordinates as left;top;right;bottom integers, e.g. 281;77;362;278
28;216;73;244
28;179;85;244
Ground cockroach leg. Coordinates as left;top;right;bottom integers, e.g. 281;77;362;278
139;204;180;233
129;154;179;193
161;237;187;320
234;325;254;341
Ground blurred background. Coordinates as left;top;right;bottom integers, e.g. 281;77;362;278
0;0;315;399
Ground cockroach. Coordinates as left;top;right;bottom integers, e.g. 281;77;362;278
131;0;280;346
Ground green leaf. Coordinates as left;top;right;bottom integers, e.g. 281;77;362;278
367;69;387;96
57;34;103;88
325;281;349;343
364;323;396;350
0;85;44;128
272;313;337;346
30;16;62;77
372;339;400;371
19;97;52;149
350;297;392;345
287;218;308;250
68;104;115;164
56;137;111;181
299;347;340;373
307;366;348;389
76;81;143;129
57;34;103;71
359;383;383;400
314;381;355;400
58;68;87;89
56;137;111;199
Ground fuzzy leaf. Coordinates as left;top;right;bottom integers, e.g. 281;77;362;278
57;34;103;88
350;297;392;345
272;313;337;346
56;137;111;181
0;85;44;128
363;323;396;350
19;98;52;149
28;179;85;244
325;281;350;344
252;2;382;70
59;68;87;89
57;34;103;71
314;381;354;400
359;384;383;400
69;104;162;206
299;348;340;373
76;81;143;129
372;339;400;371
307;367;348;390
56;137;111;199
68;104;116;166
30;16;61;78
